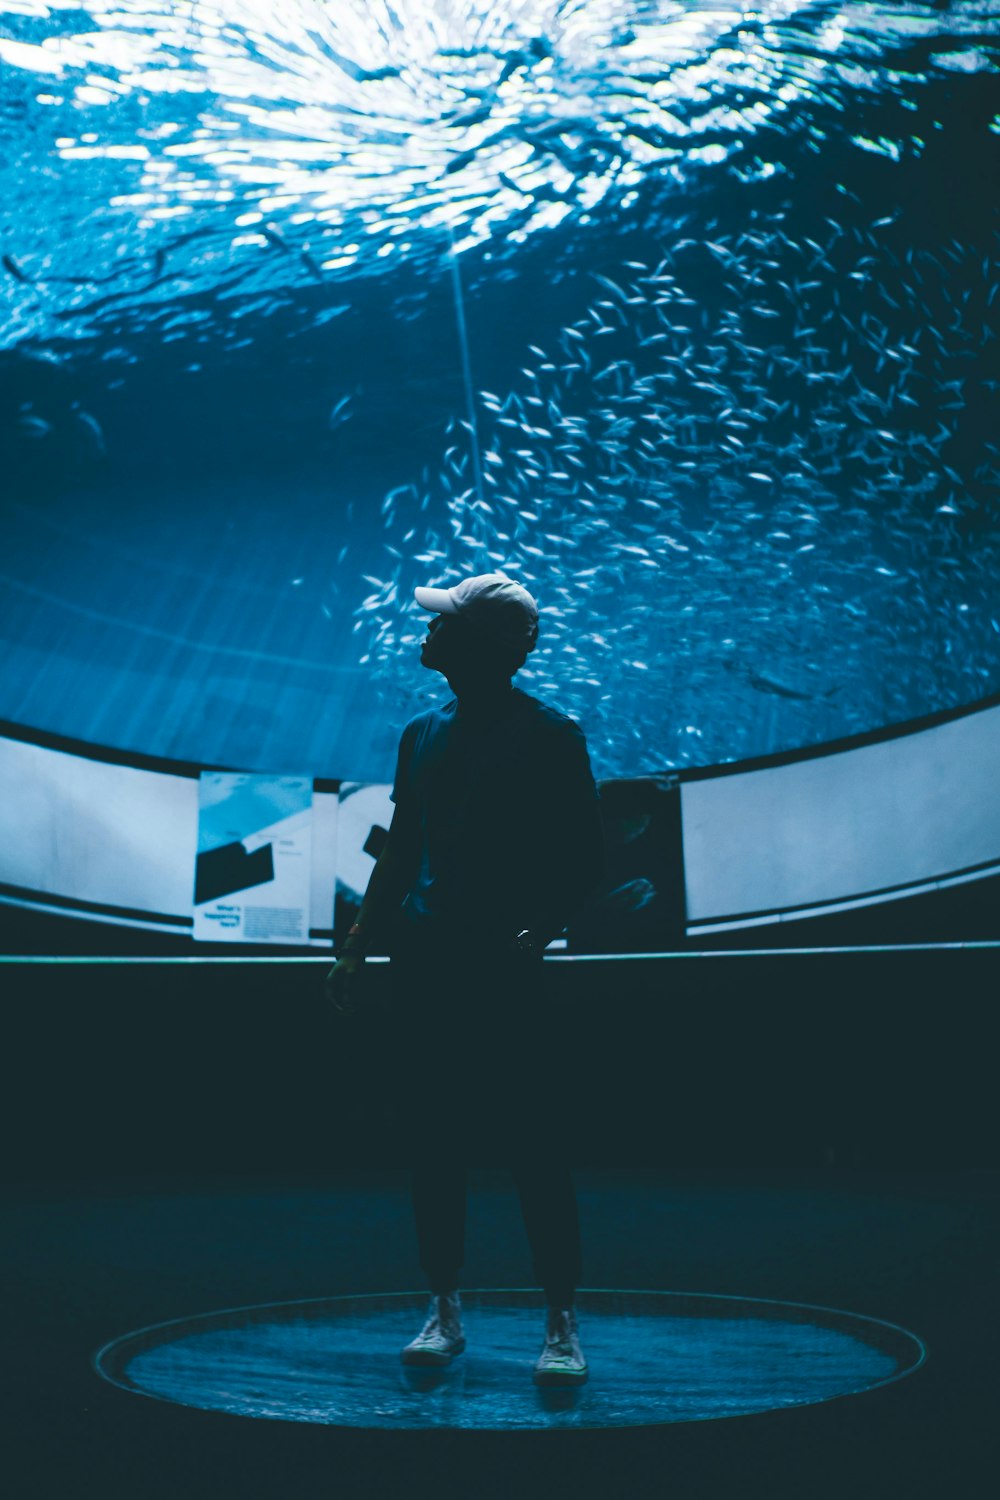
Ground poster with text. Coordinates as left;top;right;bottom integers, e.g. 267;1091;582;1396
194;772;313;944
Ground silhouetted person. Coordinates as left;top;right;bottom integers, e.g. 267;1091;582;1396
325;572;605;1383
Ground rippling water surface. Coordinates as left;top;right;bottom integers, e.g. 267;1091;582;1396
1;1;998;778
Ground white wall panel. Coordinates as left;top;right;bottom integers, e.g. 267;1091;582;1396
682;703;1000;922
309;790;339;940
4;696;999;937
0;736;341;938
0;737;197;915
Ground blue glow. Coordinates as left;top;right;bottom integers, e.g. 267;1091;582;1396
0;2;998;781
95;1288;923;1429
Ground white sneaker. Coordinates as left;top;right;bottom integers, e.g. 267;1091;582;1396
533;1306;588;1386
400;1292;466;1367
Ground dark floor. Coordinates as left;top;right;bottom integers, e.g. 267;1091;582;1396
5;1168;997;1498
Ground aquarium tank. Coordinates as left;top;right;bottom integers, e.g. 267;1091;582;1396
1;0;998;785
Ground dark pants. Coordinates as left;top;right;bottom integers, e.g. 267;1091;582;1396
387;909;582;1306
411;1164;581;1308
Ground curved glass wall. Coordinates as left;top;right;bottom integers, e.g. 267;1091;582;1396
1;1;998;782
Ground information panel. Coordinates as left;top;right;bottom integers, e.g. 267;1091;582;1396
193;773;313;944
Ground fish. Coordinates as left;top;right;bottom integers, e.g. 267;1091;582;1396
3;254;33;283
349;161;995;776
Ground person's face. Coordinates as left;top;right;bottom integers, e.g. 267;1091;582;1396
419;612;507;678
419;612;464;674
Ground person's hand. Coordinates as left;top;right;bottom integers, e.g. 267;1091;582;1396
324;952;367;1019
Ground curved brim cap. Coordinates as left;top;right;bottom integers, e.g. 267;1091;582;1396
414;572;539;647
414;584;459;614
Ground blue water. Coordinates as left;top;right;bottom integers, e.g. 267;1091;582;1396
1;2;998;781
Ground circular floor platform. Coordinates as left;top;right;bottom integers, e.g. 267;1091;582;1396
94;1288;925;1431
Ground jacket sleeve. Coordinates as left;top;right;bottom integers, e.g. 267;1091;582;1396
522;720;606;948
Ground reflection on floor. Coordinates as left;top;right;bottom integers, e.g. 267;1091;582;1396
96;1286;920;1429
5;1169;996;1498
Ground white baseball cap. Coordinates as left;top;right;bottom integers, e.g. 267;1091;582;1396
414;571;539;649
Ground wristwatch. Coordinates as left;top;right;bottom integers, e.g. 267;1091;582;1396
338;921;367;960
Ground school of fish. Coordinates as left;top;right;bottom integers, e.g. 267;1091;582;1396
355;194;1000;772
0;0;998;776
